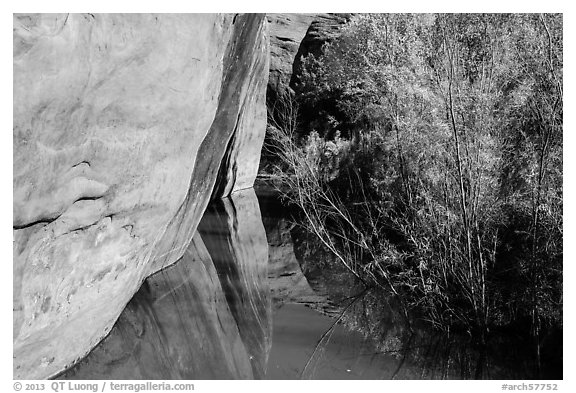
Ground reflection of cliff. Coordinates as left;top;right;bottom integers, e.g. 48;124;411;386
256;193;333;312
198;189;271;379
60;189;271;379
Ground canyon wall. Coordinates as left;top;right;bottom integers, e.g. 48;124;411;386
13;13;268;379
266;13;316;101
267;13;350;100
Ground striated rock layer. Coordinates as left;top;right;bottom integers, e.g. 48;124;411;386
13;13;268;379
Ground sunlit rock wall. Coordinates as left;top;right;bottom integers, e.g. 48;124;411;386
13;13;268;379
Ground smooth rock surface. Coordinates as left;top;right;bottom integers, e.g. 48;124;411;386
13;13;268;379
213;23;269;197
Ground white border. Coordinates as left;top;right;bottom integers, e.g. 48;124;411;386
3;2;573;390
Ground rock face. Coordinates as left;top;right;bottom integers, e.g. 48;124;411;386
13;13;268;379
266;13;316;102
289;14;352;90
266;13;350;101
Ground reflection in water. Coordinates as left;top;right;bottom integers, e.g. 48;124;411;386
61;189;270;379
59;233;254;379
59;190;560;380
198;191;271;378
288;222;562;380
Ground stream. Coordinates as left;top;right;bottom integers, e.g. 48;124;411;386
59;187;561;380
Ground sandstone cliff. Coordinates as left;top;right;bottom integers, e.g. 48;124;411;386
13;13;268;379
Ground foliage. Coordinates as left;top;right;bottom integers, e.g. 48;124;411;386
269;13;562;348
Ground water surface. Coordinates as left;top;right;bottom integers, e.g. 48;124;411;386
59;188;561;380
